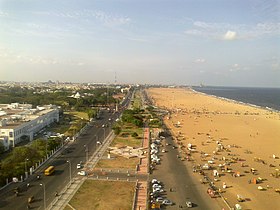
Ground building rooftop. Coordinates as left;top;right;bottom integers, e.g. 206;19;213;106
0;103;59;129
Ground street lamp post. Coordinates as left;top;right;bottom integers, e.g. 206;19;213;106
66;160;71;185
84;145;88;163
40;183;46;210
25;158;29;180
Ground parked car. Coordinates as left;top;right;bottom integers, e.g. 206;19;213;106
162;199;173;205
153;187;164;193
152;183;162;188
156;197;164;202
151;179;160;184
77;163;82;169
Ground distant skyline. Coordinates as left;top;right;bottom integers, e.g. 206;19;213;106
0;0;279;87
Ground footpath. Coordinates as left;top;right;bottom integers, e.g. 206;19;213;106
134;127;150;210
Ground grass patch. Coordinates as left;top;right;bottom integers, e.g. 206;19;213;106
111;136;142;148
131;90;142;109
111;125;143;148
67;180;135;210
50;123;70;134
47;112;88;136
95;155;139;169
65;111;89;121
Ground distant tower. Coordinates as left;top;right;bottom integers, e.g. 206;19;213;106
114;71;117;85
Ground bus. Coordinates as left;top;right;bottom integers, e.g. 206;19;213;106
44;166;55;176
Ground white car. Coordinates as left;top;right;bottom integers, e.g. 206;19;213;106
162;199;173;205
151;179;160;184
151;149;159;154
153;187;164;193
77;171;86;176
77;163;82;169
152;183;161;187
154;186;163;190
156;197;164;202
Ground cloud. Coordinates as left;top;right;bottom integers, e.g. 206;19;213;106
0;48;87;66
194;58;206;63
127;37;149;43
77;62;85;66
0;11;9;17
33;9;131;27
185;29;203;36
229;63;251;72
185;19;279;40
271;63;280;71
193;21;214;29
91;10;131;27
223;30;237;40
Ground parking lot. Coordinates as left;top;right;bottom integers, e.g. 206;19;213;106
149;129;224;209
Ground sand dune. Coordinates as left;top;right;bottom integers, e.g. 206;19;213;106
147;87;280;210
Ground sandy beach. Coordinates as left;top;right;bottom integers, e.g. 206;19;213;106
147;87;280;210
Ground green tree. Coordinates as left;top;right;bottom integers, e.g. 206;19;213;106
87;109;97;120
47;138;61;151
112;126;121;135
131;132;138;138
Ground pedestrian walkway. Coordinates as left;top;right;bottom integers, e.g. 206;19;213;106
50;177;85;210
137;127;149;175
134;181;148;210
134;127;150;210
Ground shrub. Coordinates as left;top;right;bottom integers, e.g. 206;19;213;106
131;132;138;138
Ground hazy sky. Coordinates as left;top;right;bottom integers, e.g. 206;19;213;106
0;0;279;87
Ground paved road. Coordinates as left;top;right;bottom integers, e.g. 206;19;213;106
0;109;119;210
0;87;133;210
150;127;225;210
0;87;132;210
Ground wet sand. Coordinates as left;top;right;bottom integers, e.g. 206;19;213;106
147;87;280;210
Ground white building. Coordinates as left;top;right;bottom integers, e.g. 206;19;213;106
0;103;59;148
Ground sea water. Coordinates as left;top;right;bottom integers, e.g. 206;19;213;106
192;86;280;112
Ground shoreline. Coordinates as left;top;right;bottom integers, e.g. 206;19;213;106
147;87;280;210
190;87;280;114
